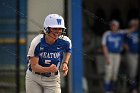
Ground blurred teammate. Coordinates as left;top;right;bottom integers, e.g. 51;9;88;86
102;20;126;93
25;14;72;93
124;19;139;93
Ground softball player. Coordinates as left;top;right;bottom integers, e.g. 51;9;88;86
125;19;139;93
102;20;126;93
25;14;72;93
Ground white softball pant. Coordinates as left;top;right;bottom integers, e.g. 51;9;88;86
105;53;121;83
126;53;138;79
25;69;61;93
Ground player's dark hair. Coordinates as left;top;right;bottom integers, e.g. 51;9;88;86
39;30;45;34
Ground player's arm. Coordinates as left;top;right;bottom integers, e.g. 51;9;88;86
29;56;57;73
102;32;110;64
63;52;71;65
102;45;110;64
61;36;72;76
61;35;72;65
62;52;71;76
27;36;57;73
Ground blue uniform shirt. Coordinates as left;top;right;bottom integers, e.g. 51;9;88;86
125;30;139;54
102;30;125;53
27;34;72;71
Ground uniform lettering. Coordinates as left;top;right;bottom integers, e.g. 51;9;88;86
40;52;60;58
108;36;121;42
57;19;61;25
127;33;138;43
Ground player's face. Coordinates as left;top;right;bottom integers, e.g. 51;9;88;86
50;28;63;40
130;21;139;30
111;24;119;31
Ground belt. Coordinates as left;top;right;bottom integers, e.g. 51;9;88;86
29;68;58;77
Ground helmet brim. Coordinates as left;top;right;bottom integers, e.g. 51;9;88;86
48;25;66;29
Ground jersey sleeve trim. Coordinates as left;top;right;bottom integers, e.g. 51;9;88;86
60;36;72;53
27;34;43;57
102;31;110;45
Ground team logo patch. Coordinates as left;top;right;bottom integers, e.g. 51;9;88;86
57;19;62;25
40;47;44;51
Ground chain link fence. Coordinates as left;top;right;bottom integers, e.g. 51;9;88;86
0;0;66;93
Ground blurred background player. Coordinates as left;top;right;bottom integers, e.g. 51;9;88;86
25;14;72;93
124;19;139;93
102;20;126;93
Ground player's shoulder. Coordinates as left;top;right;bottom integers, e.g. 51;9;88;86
59;35;71;43
59;35;71;41
31;34;43;45
103;30;111;36
58;35;72;47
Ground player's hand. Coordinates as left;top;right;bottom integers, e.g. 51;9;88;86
49;64;58;73
107;61;110;65
62;63;68;77
106;58;110;65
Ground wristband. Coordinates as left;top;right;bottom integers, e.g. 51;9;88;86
63;62;68;65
